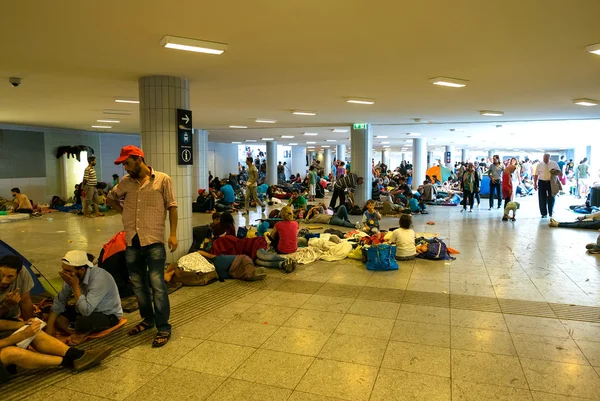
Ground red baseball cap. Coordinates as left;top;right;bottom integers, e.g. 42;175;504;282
114;145;145;165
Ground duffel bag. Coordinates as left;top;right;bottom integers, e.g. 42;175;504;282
365;244;399;271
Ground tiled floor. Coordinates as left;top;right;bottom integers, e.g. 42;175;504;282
4;193;600;400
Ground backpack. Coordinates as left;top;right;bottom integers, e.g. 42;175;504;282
237;226;249;239
349;205;363;215
269;209;281;219
416;237;452;260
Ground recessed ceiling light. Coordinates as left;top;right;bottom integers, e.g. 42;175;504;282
586;43;600;55
303;133;318;136
160;35;228;55
232;141;242;144
380;141;390;144
103;109;133;115
114;98;139;104
375;136;388;139
292;110;317;116
429;77;469;88
405;140;412;143
407;132;421;136
262;138;274;141
331;129;348;133
229;125;248;129
322;145;331;148
307;146;315;149
255;119;277;124
383;145;391;148
573;98;599;106
281;135;295;138
288;143;298;145
306;141;316;144
97;119;120;123
91;125;111;129
326;140;337;142
245;139;257;142
346;97;376;105
480;110;504;116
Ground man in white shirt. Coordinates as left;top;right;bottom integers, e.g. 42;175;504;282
533;153;560;218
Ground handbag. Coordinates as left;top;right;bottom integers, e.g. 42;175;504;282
365;244;399;271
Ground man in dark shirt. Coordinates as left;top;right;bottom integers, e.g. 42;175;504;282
329;172;364;209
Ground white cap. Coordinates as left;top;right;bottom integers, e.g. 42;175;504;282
62;250;93;268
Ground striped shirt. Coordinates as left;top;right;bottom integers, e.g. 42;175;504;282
334;172;358;192
107;168;177;247
84;165;98;186
247;164;259;187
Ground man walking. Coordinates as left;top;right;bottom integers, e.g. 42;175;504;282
533;153;561;218
329;169;364;209
82;156;103;218
107;145;178;348
243;156;265;214
488;155;503;209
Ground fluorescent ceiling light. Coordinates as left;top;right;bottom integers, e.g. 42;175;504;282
383;145;391;148
480;110;504;116
114;99;139;104
380;141;390;144
229;125;247;129
255;119;277;124
346;97;376;105
405;140;412;143
307;146;315;149
375;135;388;139
289;143;298;145
103;109;132;115
292;110;317;116
303;133;318;136
306;141;316;144
160;35;227;55
262;138;274;141
245;139;256;142
331;129;348;133
326;139;337;142
232;141;242;144
322;145;331;148
586;43;600;55
281;135;295;138
97;119;120;123
91;125;111;129
573;98;599;106
429;76;469;88
407;132;421;136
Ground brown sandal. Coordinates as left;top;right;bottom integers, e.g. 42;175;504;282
152;332;171;348
128;322;153;336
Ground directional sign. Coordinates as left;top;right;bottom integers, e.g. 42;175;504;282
353;123;367;130
445;151;451;164
177;108;193;165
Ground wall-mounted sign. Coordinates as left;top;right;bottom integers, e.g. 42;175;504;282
445;151;452;164
177;109;193;165
352;123;367;130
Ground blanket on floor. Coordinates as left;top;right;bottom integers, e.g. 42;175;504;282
286;234;353;264
210;235;268;259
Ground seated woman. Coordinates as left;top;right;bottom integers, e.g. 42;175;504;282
213;211;236;238
266;207;299;254
389;214;417;261
305;205;358;228
549;211;600;229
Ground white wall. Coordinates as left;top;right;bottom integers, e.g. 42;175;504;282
98;133;140;182
208;142;239;179
0;177;47;205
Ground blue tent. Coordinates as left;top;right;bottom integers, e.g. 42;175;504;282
0;240;55;295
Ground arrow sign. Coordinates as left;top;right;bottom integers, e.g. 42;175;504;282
182;114;190;124
177;109;193;165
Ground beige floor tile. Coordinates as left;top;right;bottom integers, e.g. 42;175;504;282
59;356;167;401
207;301;255;319
357;286;404;303
259;290;312;307
328;271;372;286
347;299;400;319
296;358;378;401
561;320;600;342
120;336;203;365
209;319;279;347
407;279;450;293
318;333;388;366
284;309;345;332
301;294;355;313
231;349;314;389
124;367;225;401
173;316;231;339
172;340;255;377
239;303;298;325
521;358;600;399
450;309;508;331
575;339;600;367
450;273;492;285
390;320;450;347
334;314;395;340
450;282;497;297
451;326;516;355
504;315;570;338
364;273;409;290
452;349;528;389
397;304;450;325
31;388;108;401
288;392;346;401
275;280;325;294
370;368;451;401
315;283;362;298
530;391;591;400
237;289;273;303
512;333;589;365
452;380;533;401
206;378;292;401
261;326;331;356
382;341;451;377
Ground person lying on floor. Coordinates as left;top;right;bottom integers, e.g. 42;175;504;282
549;210;600;229
585;234;600;254
265;206;299;254
0;318;113;383
304;205;358;228
0;255;35;321
46;251;122;345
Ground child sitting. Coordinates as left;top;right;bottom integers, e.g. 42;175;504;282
389;214;417;261
362;200;381;234
503;201;520;221
407;193;427;214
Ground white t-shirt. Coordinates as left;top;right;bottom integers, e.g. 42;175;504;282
390;228;416;257
534;160;560;181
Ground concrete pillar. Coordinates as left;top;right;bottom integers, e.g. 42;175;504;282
382;150;390;168
266;141;277;185
412;138;427;190
445;145;455;169
139;75;192;260
351;124;373;207
193;129;209;192
336;144;346;162
324;148;332;176
427;151;434;168
401;153;406;161
310;151;316;162
291;145;307;177
317;152;324;164
488;150;494;159
461;148;468;163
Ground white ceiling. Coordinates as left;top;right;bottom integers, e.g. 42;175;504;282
1;1;600;151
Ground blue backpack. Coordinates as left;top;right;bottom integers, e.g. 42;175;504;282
417;237;452;260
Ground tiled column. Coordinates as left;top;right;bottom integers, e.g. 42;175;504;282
317;152;324;164
336;144;346;162
193;129;209;192
139;76;192;262
266;141;277;185
461;148;468;163
412;138;427;190
310;151;316;163
350;124;372;207
427;151;434;168
324;148;332;176
291;145;307;177
382;150;390;168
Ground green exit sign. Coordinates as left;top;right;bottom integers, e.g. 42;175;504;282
353;123;367;130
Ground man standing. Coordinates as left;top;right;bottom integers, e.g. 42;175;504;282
533;153;561;218
488;155;503;210
82;156;103;218
107;145;177;348
277;162;285;185
329;170;364;209
243;156;266;214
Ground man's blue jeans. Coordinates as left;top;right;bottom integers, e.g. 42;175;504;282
126;237;171;333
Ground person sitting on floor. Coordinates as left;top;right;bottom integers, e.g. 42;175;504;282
585;234;600;255
362;200;381;234
549;210;600;229
407;192;427;214
0;255;35;321
389;214;417;261
0;318;113;383
502;201;520;221
46;251;122;345
255;248;297;273
305;204;358;228
212;211;236;238
216;179;238;212
10;188;34;214
194;189;215;213
288;189;308;219
266;206;299;254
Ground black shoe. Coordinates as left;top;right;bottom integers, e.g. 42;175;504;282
73;346;113;371
541;215;547;218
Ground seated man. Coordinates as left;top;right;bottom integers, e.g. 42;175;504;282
305;205;359;229
0;255;34;320
407;193;427;214
549;211;600;229
0;318;112;382
10;188;33;214
216;179;237;212
46;251;122;345
288;189;308;218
